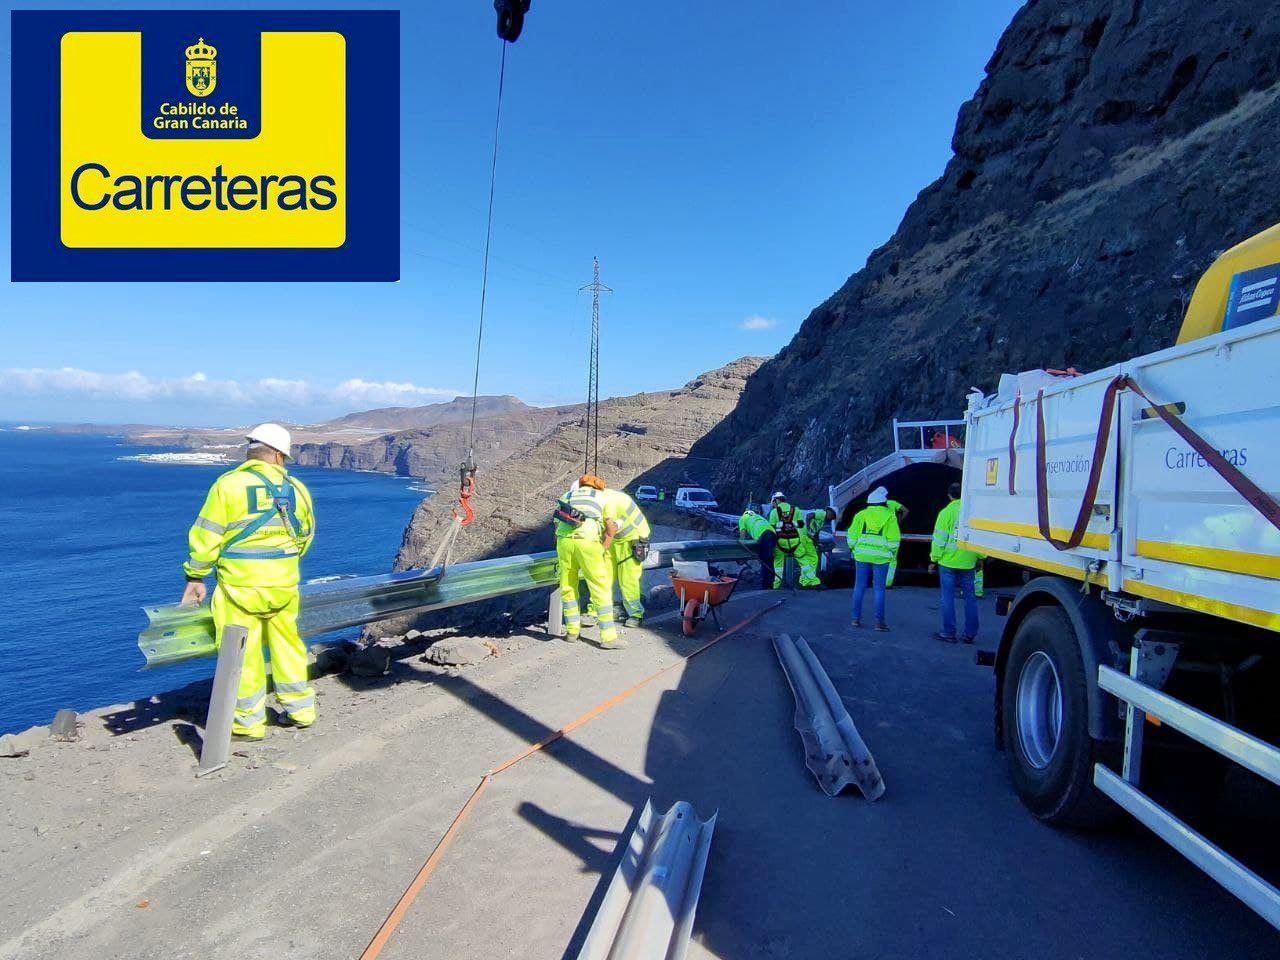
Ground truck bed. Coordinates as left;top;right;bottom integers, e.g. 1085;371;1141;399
958;315;1280;632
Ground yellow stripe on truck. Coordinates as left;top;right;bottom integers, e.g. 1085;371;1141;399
1122;580;1280;633
1135;540;1280;582
957;540;1108;586
966;516;1111;551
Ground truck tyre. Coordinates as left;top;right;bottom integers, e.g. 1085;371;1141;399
1003;606;1115;828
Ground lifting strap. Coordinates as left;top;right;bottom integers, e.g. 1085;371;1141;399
1034;374;1280;552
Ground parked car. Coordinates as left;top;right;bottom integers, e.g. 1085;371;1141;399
635;485;659;502
674;486;718;511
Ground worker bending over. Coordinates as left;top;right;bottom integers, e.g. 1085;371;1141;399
799;506;833;588
180;424;316;740
738;509;778;590
554;475;625;649
602;485;651;626
929;482;982;643
767;492;805;588
848;486;900;631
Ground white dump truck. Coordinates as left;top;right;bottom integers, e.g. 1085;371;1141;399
958;224;1280;927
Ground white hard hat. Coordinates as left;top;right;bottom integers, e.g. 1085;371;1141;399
867;486;888;505
771;491;786;501
246;422;292;458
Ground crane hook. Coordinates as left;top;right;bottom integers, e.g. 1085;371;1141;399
453;460;477;526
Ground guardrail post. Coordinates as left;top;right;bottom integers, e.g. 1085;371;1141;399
196;624;248;778
547;588;564;638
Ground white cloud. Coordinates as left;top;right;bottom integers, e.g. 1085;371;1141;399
0;367;460;415
740;314;777;331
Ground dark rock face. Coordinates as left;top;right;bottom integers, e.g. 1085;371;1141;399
692;0;1280;505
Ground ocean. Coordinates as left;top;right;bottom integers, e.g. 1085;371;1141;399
0;429;429;735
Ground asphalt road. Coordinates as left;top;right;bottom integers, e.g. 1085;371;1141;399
378;585;1277;959
4;585;1274;959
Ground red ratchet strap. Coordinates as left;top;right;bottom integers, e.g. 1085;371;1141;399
453;470;476;526
1034;374;1280;552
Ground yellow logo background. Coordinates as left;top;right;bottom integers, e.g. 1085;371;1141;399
60;31;346;249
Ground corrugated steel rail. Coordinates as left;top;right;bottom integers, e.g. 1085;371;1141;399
576;798;717;960
773;631;885;800
138;538;753;668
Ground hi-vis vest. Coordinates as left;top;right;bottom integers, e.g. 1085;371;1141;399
555;486;606;540
185;460;315;589
847;505;900;565
931;499;981;570
602;488;650;542
769;503;802;542
739;510;772;540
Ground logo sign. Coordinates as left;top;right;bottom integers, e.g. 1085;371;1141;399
984;458;999;486
1224;263;1280;331
11;10;399;281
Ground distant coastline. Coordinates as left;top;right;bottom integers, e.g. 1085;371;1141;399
118;451;231;465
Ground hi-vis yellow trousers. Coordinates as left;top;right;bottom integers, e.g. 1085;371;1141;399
556;534;619;645
212;585;315;738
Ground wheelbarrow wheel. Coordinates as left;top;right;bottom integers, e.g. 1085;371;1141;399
682;599;701;636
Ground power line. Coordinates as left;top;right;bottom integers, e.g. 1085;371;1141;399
578;256;612;475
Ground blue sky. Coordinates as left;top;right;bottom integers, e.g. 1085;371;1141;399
0;0;1024;426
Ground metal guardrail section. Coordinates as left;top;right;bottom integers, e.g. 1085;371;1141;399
576;798;716;960
772;632;885;800
1096;664;1280;929
137;538;753;668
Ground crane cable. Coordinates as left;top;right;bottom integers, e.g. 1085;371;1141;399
436;41;509;574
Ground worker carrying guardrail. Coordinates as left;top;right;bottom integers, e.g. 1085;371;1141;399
179;423;316;740
601;484;651;627
553;474;625;649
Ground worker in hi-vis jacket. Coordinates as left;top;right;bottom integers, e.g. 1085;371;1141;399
847;486;900;631
738;509;778;590
554;475;624;649
600;486;651;627
180;423;316;740
929;481;983;644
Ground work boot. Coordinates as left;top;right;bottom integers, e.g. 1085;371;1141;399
598;637;629;650
936;632;959;644
624;617;643;628
563;632;579;644
232;731;266;742
962;635;976;645
581;615;598;628
875;622;890;632
851;619;862;629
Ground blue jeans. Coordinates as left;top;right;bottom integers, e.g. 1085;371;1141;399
939;566;979;638
852;561;888;625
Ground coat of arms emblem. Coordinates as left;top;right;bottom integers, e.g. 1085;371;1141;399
185;37;217;97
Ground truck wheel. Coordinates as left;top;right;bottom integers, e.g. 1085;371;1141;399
1003;606;1115;827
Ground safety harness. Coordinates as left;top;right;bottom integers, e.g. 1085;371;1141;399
222;467;308;559
775;503;801;554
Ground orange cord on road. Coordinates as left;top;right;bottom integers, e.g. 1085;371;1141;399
356;598;784;960
358;775;491;960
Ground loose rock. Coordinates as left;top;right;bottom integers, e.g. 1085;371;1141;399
424;638;491;667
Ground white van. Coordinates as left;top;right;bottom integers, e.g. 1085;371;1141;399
635;485;659;502
674;486;718;511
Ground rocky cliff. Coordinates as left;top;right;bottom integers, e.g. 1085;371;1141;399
364;357;765;637
292;403;581;481
318;395;539;432
689;0;1280;504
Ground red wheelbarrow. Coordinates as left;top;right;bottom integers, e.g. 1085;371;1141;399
670;560;739;636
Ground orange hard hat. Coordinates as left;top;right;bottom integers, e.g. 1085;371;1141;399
578;474;606;490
